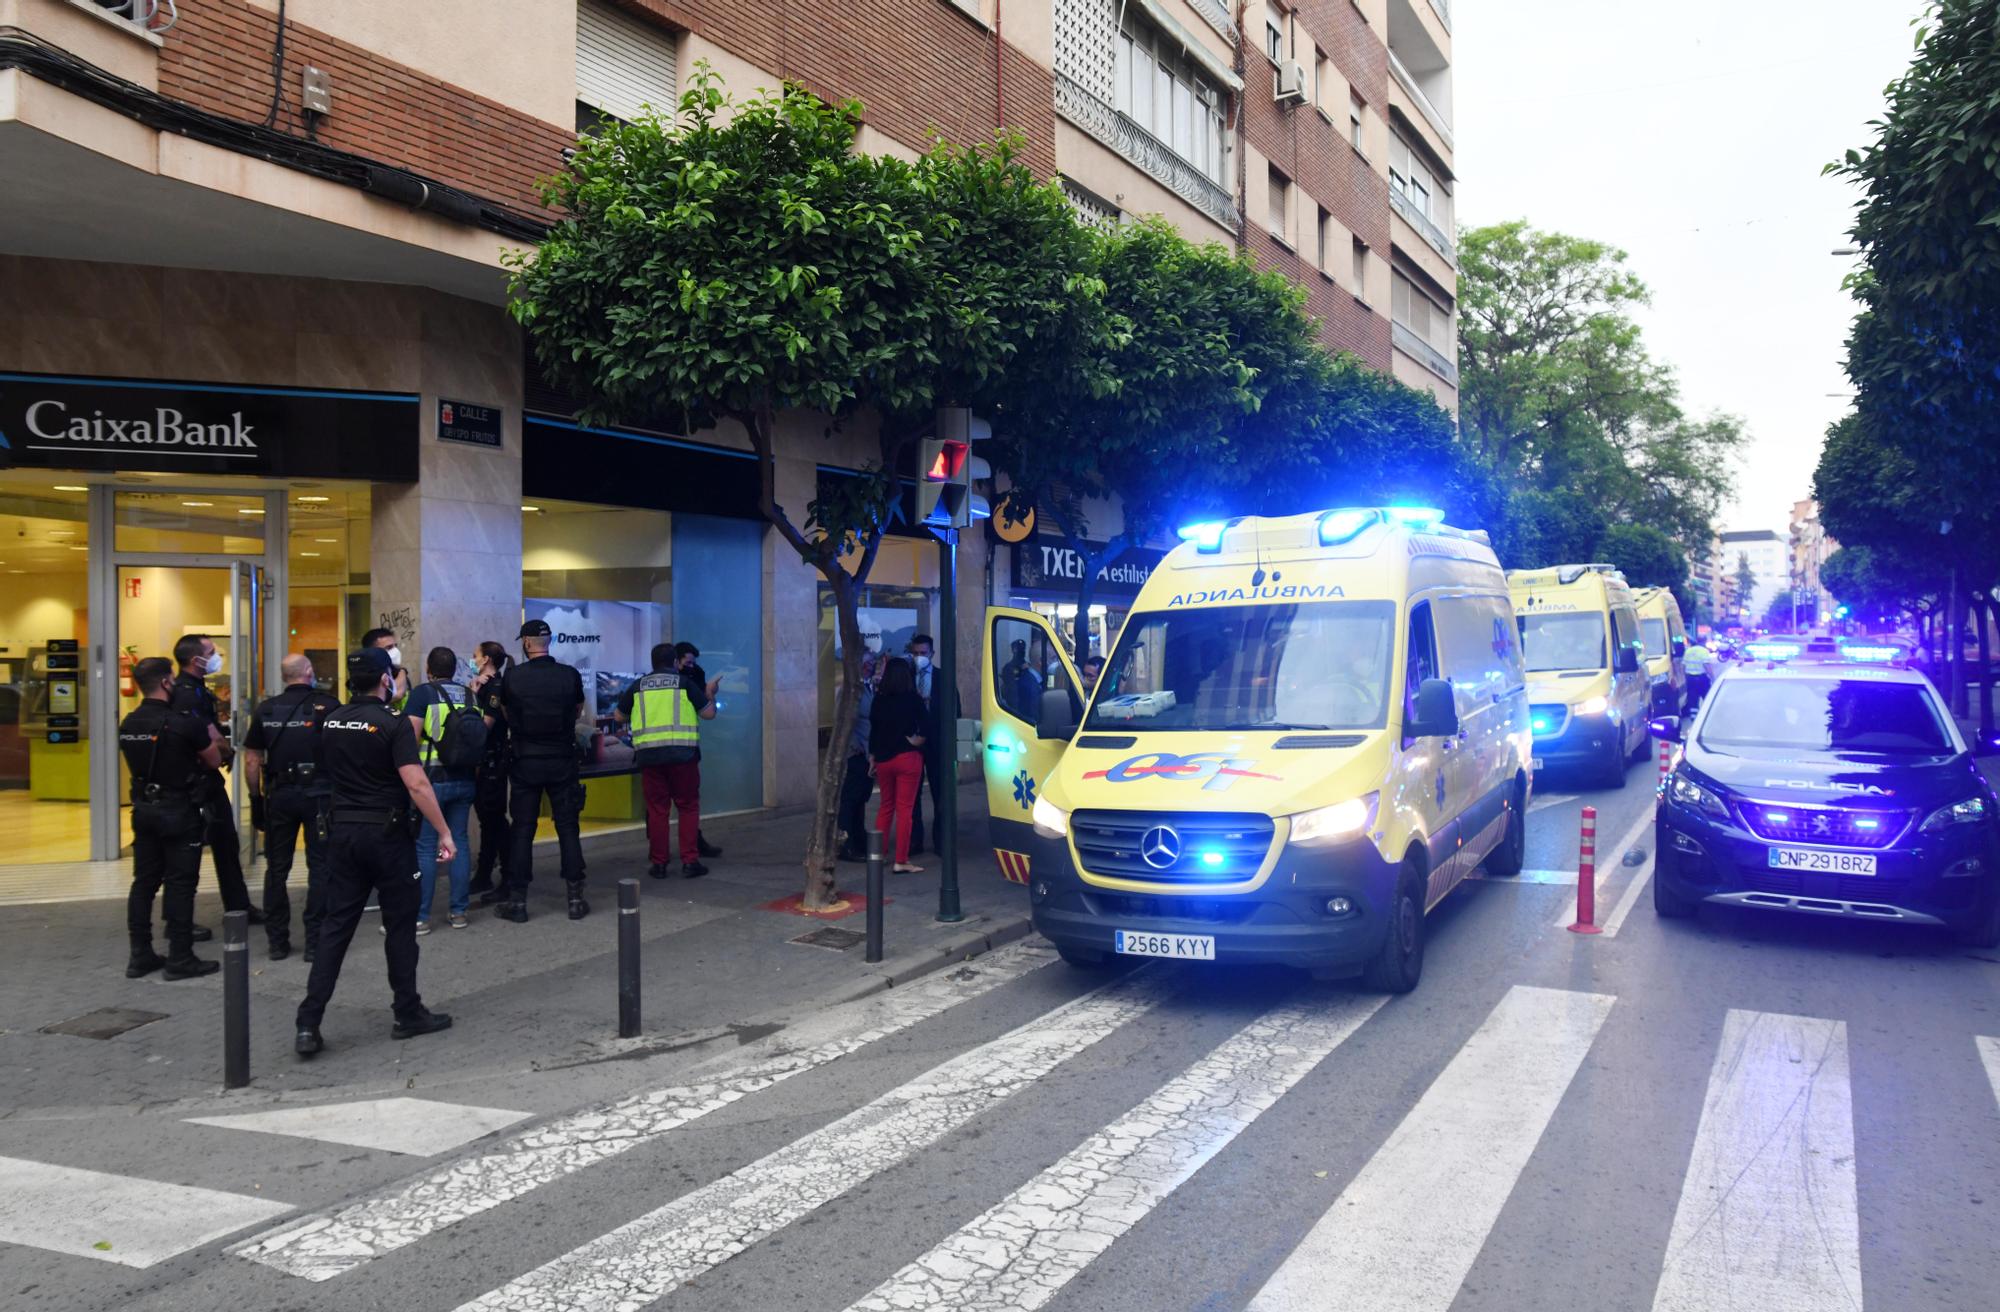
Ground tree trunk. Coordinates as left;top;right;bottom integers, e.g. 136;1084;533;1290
1950;567;1967;717
1978;596;1994;744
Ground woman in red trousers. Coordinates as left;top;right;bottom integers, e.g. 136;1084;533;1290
869;656;929;873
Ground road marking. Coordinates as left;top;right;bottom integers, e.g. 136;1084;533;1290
0;1155;292;1269
1473;868;1573;885
189;1097;531;1157
1981;1036;2000;1111
1247;985;1616;1312
1529;792;1578;814
1554;807;1656;929
235;937;1055;1280
1600;861;1653;938
453;965;1183;1312
845;989;1389;1312
1651;1010;1861;1312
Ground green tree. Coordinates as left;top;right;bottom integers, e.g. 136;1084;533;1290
1599;523;1691;613
507;71;1100;904
1733;553;1757;623
1825;0;2000;718
1457;221;1745;574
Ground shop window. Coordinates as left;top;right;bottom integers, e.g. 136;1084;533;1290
0;475;90;862
114;490;266;554
284;484;371;686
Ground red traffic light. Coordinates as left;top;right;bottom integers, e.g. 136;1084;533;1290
924;439;969;482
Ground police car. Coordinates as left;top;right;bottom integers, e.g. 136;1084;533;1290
1650;657;2000;945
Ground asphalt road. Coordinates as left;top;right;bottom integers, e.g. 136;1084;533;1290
7;748;2000;1312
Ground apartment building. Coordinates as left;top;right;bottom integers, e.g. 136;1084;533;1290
1789;497;1836;603
1717;529;1790;626
0;0;1454;887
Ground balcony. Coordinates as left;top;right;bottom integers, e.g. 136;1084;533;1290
1183;0;1238;44
1054;71;1239;233
1389;187;1455;266
1426;0;1450;31
1393;322;1458;384
1389;49;1453;152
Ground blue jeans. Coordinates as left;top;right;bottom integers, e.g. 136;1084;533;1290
417;778;476;920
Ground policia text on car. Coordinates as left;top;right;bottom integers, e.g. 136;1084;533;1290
119;657;227;980
293;647;455;1058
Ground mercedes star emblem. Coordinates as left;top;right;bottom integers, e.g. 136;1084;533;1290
1140;825;1182;870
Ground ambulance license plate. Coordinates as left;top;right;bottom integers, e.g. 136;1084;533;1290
1767;847;1877;875
1114;930;1215;960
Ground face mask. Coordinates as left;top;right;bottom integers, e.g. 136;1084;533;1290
203;650;225;676
912;654;932;673
386;646;402;668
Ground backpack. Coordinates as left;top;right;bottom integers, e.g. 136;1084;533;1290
425;685;488;773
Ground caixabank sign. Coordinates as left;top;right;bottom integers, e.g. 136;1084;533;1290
0;372;420;480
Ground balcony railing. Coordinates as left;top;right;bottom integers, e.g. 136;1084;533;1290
89;0;176;32
1389;187;1456;266
1393;322;1459;385
1184;0;1239;43
1427;0;1451;32
1388;49;1454;151
1054;72;1239;233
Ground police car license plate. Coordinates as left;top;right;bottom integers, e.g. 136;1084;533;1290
1114;930;1215;960
1767;847;1878;876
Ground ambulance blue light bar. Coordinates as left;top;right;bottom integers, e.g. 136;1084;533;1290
1316;508;1378;545
1383;505;1446;531
1839;644;1900;663
1745;641;1801;662
1177;520;1230;552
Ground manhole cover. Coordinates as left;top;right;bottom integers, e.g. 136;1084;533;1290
790;926;866;952
40;1007;169;1040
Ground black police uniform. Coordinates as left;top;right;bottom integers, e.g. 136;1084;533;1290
499;635;587;919
295;686;433;1037
245;681;341;959
118;698;216;977
168;668;258;922
469;669;511;898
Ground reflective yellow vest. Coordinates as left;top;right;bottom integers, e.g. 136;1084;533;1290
417;682;469;767
630;672;699;754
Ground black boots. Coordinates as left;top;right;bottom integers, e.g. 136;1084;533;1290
295;1027;323;1057
681;861;710;879
391;1008;453;1040
125;944;165;978
697;832;723;859
648;862;671;880
495;900;528;923
162;949;219;980
566;882;590;920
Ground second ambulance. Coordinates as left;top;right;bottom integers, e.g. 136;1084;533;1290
980;507;1530;994
1508;563;1651;787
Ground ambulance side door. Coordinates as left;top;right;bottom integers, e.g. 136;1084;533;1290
981;608;1084;883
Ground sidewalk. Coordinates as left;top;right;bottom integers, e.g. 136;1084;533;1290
0;795;1029;1114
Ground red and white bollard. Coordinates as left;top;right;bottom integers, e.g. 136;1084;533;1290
1569;805;1601;935
1657;738;1673;787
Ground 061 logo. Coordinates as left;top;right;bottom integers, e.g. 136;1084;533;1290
1082;751;1279;793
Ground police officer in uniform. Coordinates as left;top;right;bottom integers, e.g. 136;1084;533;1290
294;647;454;1057
617;643;716;879
466;641;512;903
120;657;224;979
169;633;261;927
499;619;588;922
243;653;339;962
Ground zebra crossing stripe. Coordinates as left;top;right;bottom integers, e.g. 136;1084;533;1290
1651;1010;1861;1312
1248;985;1616;1312
845;988;1388;1312
1980;1036;2000;1110
0;1156;293;1270
234;937;1055;1281
452;964;1184;1312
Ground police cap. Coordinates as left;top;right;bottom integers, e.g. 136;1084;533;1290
518;619;552;639
347;646;393;684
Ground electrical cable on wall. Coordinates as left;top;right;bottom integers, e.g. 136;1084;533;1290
261;0;287;129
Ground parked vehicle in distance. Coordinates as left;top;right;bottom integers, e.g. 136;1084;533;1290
1508;563;1650;787
1633;585;1689;717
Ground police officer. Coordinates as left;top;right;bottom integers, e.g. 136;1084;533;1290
617;643;716;880
120;657;224;979
169;633;261;927
243;653;339;962
294;647;454;1057
466;641;512;903
361;626;413;710
499;619;588;921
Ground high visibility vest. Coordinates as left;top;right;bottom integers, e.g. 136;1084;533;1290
417;683;468;766
629;672;699;752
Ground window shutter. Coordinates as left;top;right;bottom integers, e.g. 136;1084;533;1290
576;0;678;124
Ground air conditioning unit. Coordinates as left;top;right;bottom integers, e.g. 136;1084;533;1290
1275;60;1307;104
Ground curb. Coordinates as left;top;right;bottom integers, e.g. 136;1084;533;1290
819;912;1037;1009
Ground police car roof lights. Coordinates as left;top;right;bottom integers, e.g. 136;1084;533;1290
1382;505;1446;531
1838;643;1901;664
1744;640;1801;663
1315;508;1379;545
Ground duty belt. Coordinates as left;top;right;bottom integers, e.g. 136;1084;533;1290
330;807;411;826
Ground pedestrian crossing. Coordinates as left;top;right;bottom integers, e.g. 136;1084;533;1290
6;954;2000;1310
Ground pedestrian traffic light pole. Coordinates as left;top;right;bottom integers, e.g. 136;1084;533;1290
935;526;963;924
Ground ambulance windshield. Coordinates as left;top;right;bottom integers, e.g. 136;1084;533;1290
1085;601;1397;732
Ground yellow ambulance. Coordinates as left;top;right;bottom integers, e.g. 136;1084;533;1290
980;507;1531;993
1506;563;1650;787
1632;585;1689;717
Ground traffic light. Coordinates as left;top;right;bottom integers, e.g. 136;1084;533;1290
918;437;970;527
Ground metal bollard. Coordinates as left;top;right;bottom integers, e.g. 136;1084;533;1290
222;909;250;1088
864;827;885;964
617;878;641;1038
1568;805;1602;935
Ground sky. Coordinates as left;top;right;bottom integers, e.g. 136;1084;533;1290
1453;0;1925;538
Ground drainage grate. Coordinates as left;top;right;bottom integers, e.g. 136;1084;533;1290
40;1007;169;1040
789;926;867;952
